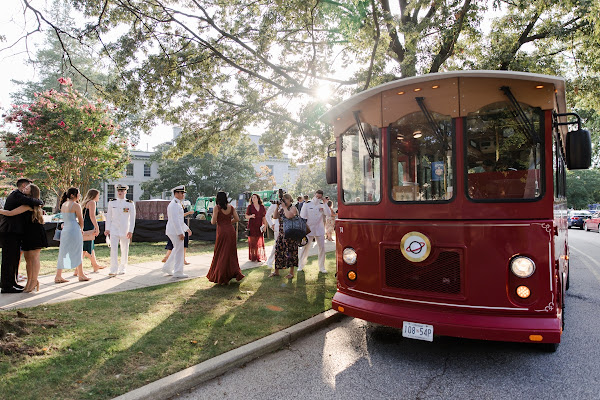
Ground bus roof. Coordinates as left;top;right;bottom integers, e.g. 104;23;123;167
321;70;567;127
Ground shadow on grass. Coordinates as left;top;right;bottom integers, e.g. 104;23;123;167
0;254;335;400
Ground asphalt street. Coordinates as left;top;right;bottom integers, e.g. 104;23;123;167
174;229;600;400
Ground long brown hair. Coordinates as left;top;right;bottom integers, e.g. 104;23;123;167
28;184;44;224
81;189;100;211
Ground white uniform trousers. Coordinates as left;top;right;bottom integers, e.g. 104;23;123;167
299;234;326;273
110;235;130;274
266;228;279;269
162;233;185;276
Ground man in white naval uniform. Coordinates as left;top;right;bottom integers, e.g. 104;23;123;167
299;189;331;273
105;184;136;276
162;185;192;278
265;201;280;270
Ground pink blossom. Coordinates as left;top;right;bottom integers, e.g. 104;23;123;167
87;128;92;131
58;121;66;128
49;155;54;159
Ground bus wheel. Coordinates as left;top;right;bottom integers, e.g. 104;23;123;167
540;342;559;352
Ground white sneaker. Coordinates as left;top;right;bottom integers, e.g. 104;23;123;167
297;267;304;272
173;273;189;279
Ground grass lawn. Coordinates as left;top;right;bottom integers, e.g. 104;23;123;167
8;238;275;277
0;253;337;400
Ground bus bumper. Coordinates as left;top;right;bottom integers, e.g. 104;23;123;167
332;291;561;344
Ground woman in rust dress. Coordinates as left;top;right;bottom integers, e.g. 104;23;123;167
245;193;267;262
207;191;245;285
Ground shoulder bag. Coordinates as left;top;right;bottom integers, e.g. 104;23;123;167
53;223;62;241
282;206;310;240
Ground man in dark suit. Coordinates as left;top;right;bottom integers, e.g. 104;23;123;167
0;178;44;293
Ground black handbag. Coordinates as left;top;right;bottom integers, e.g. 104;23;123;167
282;215;309;240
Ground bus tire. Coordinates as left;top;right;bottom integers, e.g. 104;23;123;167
540;342;559;352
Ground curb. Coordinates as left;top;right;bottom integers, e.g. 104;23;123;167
113;309;345;400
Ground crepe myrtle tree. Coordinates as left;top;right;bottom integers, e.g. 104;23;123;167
1;77;129;209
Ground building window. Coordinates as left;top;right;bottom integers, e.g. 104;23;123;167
126;163;134;176
107;185;115;200
127;185;134;201
144;163;151;177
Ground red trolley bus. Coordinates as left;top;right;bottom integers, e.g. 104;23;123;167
323;71;591;351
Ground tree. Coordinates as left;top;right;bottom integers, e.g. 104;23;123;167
566;169;600;210
9;0;599;161
293;162;337;203
10;0;110;105
247;165;276;192
141;139;259;201
1;78;129;209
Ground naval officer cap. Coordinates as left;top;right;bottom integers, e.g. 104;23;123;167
115;184;128;190
173;185;186;193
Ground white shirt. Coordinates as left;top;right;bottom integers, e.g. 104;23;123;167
266;203;279;232
166;198;188;236
106;198;136;236
299;197;331;237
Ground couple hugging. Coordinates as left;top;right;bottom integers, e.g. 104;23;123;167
0;178;46;293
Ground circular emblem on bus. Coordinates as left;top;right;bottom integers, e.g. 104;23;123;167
400;231;432;262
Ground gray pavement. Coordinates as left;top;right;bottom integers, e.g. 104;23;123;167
0;240;335;310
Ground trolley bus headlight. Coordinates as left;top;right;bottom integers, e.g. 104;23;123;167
343;248;357;265
510;256;536;278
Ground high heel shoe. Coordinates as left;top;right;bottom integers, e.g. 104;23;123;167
24;280;39;293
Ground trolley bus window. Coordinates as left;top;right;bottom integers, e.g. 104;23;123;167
465;101;543;200
389;111;454;202
341;123;381;203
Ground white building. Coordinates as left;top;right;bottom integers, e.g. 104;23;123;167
249;135;299;190
98;150;160;209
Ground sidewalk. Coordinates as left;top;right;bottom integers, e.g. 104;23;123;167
0;240;336;310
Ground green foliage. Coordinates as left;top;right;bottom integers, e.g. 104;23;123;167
10;0;600;162
141;139;260;200
566;169;600;209
1;78;129;202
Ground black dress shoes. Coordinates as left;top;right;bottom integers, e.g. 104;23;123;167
1;286;24;293
15;283;24;289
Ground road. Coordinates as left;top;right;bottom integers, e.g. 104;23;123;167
175;229;600;399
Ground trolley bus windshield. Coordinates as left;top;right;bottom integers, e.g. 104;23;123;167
389;111;454;202
341;123;381;204
465;101;543;200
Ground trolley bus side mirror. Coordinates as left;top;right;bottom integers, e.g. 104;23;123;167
566;128;592;170
326;142;337;184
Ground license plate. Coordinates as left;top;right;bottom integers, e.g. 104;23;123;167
402;321;434;342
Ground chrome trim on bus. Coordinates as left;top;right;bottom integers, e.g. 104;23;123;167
346;288;529;311
548;243;553;291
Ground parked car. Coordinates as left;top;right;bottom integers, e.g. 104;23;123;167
583;213;600;232
568;210;591;229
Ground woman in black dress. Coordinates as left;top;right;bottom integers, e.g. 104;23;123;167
81;189;106;272
0;184;47;292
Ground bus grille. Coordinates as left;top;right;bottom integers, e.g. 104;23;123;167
384;249;461;294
